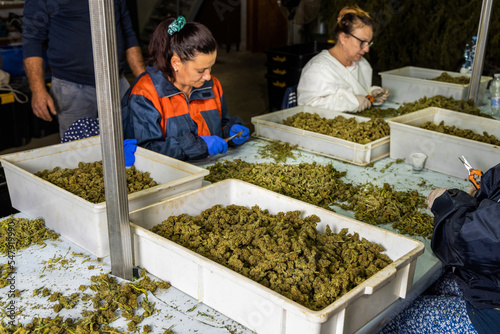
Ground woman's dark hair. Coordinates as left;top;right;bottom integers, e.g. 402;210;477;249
332;6;375;42
148;17;217;82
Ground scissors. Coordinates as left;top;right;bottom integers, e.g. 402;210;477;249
458;156;482;189
225;131;243;142
365;91;385;103
366;91;386;106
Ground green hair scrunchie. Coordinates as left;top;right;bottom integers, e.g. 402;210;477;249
168;16;186;36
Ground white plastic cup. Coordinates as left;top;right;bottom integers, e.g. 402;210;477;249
410;153;427;171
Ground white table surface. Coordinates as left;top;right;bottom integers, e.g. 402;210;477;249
1;211;256;333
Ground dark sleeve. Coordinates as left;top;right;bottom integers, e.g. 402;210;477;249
431;165;500;274
122;91;209;161
118;0;139;49
22;0;48;58
476;163;500;202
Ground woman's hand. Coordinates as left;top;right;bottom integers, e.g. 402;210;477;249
467;185;478;197
124;139;137;167
229;124;250;145
201;136;228;156
370;88;389;105
355;95;371;111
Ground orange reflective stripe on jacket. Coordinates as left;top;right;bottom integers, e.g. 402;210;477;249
129;74;224;138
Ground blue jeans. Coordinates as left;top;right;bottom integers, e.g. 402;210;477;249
51;76;130;138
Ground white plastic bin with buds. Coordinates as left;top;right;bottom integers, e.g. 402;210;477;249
388;107;500;178
129;179;425;334
251;105;389;166
379;66;492;103
0;136;209;257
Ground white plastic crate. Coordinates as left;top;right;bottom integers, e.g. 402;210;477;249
0;136;209;257
389;107;500;178
129;179;424;334
380;66;492;103
251;105;389;166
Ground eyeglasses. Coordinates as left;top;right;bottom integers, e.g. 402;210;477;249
348;33;373;49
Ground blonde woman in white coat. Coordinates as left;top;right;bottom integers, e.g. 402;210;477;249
297;6;389;112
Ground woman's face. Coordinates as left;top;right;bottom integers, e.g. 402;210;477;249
173;51;217;91
342;25;373;64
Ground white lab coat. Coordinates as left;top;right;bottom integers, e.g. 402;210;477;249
297;49;378;112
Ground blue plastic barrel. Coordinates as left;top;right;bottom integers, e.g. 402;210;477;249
0;44;24;76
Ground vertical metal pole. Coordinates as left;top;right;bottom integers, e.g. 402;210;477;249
468;0;493;105
89;0;133;280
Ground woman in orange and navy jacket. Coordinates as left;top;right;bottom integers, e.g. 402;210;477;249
121;16;249;161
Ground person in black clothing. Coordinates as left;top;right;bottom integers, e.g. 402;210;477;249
379;162;500;334
22;0;145;138
427;162;500;333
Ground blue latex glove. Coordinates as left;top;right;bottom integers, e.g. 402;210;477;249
124;139;137;167
201;136;228;156
229;124;250;145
